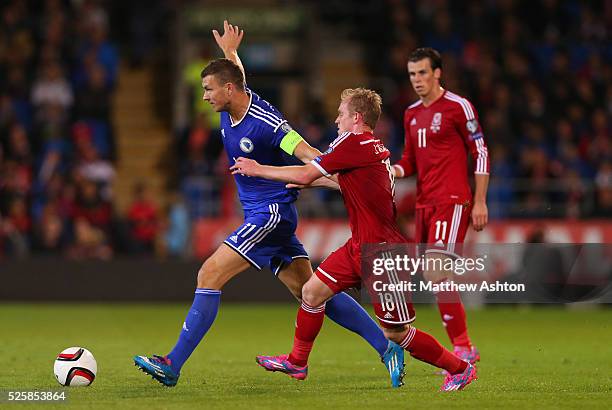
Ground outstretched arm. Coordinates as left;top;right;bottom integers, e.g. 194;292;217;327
212;20;246;82
286;176;339;190
292;139;321;163
230;157;322;186
292;140;340;189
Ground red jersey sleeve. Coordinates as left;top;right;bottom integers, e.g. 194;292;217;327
394;108;416;177
455;99;490;175
311;133;389;176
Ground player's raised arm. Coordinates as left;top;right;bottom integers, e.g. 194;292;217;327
212;20;246;83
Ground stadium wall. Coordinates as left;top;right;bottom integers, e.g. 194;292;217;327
1;258;293;302
3;221;610;302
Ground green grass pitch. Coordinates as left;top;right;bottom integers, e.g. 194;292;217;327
0;303;610;409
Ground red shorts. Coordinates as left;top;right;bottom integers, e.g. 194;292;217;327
415;203;471;257
315;239;416;328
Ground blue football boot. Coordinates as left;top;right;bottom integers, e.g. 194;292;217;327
133;355;179;387
381;341;405;388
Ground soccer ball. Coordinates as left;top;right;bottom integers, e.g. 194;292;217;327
53;347;97;386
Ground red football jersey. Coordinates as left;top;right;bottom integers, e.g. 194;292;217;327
395;90;489;208
311;131;406;244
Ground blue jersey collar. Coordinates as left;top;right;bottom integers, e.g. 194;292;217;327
230;89;253;128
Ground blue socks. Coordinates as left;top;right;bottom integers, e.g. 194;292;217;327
166;288;386;374
167;288;221;374
325;292;388;357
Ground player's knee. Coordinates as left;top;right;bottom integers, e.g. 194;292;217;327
383;325;410;344
301;281;326;307
197;257;223;289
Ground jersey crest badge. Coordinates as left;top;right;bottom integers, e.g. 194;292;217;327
410;118;416;126
239;137;254;153
430;113;442;133
374;143;388;155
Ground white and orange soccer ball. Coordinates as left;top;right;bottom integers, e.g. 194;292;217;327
53;347;97;386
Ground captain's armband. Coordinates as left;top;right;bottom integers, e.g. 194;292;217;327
279;130;304;155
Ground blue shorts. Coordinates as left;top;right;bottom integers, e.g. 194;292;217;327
223;202;309;275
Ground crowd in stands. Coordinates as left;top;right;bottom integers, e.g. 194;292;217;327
0;0;119;258
0;0;189;259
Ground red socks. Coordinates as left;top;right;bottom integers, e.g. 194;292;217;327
399;326;467;375
288;301;326;367
435;283;472;348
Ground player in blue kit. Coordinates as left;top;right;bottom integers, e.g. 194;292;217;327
134;20;404;388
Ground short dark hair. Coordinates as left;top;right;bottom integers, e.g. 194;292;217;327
408;47;442;71
200;58;245;91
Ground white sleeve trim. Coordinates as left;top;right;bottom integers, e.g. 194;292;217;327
359;139;380;145
310;159;331;177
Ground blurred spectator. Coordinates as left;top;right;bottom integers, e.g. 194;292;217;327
488;145;515;219
76;22;118;89
74;63;111;121
0;159;32;206
0;213;4;258
37;148;63;187
66;216;112;260
126;182;158;254
32;202;67;254
31;61;73;109
178;113;223;179
176;112;226;219
594;162;612;217
72;180;112;233
425;10;463;56
32;103;70;154
159;191;189;257
6;195;31;241
75;142;115;198
183;44;220;129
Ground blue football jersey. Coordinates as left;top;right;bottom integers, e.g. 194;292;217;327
220;89;300;211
